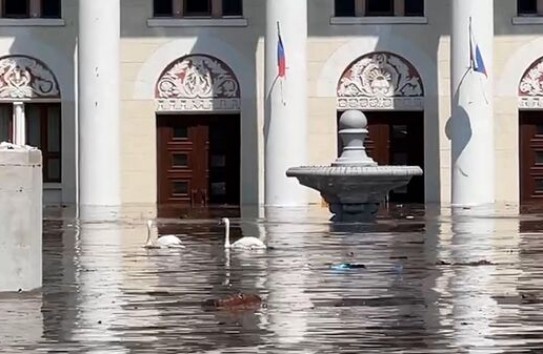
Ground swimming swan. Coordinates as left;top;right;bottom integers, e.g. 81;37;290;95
220;217;267;250
144;220;185;249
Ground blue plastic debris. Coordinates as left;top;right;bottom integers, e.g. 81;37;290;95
331;263;366;270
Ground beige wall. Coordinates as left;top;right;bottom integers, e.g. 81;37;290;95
2;0;543;207
93;0;543;207
0;1;77;205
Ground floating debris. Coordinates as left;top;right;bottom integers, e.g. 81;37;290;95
201;292;262;311
435;259;494;266
330;263;366;270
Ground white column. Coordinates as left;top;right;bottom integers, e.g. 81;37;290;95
13;102;25;145
450;0;494;206
78;0;121;207
264;0;308;206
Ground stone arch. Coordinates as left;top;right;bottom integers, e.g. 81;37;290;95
518;56;543;109
336;51;424;111
155;54;241;112
0;54;61;101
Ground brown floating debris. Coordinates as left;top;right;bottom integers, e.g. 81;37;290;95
202;292;262;311
435;259;494;266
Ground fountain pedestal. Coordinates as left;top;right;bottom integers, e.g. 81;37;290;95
286;110;423;222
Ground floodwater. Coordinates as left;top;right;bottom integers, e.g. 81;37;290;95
2;204;543;353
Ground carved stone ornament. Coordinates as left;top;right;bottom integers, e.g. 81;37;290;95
519;57;543;109
156;54;240;112
0;55;60;100
337;52;424;111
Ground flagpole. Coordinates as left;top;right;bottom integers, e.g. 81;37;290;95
468;16;473;71
468;16;489;105
276;21;286;105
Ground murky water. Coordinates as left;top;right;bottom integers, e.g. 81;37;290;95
2;205;543;353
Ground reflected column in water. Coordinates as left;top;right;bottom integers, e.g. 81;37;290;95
447;208;506;351
423;207;521;351
72;207;127;353
263;207;313;345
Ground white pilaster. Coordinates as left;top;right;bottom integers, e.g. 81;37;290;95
450;0;494;206
264;0;308;206
13;102;25;145
78;0;121;206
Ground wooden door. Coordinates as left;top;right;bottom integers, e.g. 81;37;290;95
336;111;425;204
157;114;241;208
208;117;240;205
0;103;13;143
386;114;425;203
157;115;208;207
519;111;543;204
25;103;62;183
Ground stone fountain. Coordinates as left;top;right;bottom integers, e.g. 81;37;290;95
286;109;423;222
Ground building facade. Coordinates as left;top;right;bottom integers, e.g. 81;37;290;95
1;0;543;210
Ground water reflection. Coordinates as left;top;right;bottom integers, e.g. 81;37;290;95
1;205;542;353
264;208;314;347
41;213;78;346
0;292;43;350
73;208;128;353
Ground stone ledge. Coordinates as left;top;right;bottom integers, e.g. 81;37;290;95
330;16;427;25
147;18;248;27
0;18;65;26
512;16;543;25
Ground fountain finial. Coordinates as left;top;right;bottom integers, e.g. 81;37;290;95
332;110;377;167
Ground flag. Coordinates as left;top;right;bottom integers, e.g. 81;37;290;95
277;22;286;78
469;17;487;77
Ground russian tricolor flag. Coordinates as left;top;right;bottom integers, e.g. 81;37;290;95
469;17;487;77
277;22;286;78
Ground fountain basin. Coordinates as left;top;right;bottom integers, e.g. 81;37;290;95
286;109;424;222
287;165;422;222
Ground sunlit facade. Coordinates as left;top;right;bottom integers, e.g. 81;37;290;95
0;0;542;210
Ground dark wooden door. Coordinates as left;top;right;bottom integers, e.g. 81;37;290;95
337;111;425;204
25;103;62;183
157;115;208;207
156;114;240;208
0;103;12;143
208;117;240;205
519;111;543;204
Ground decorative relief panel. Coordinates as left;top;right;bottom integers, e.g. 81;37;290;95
155;54;240;112
337;52;424;111
0;55;60;100
519;57;543;109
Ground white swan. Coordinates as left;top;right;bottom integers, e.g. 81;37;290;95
220;217;267;250
144;220;185;249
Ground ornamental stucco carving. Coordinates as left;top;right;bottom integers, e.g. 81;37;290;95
519;57;543;109
519;59;543;96
0;55;60;100
156;54;240;112
337;52;424;111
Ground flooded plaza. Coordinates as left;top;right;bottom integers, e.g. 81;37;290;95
1;204;543;353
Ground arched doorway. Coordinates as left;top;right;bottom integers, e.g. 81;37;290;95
0;55;62;187
336;51;425;204
518;57;543;208
154;54;241;213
